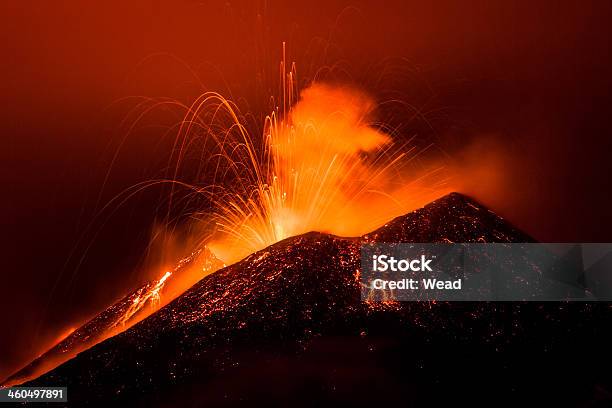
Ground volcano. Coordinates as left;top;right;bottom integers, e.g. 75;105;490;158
17;193;612;406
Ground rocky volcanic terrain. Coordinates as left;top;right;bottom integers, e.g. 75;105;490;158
22;193;612;406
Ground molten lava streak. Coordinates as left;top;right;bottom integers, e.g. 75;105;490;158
114;271;171;327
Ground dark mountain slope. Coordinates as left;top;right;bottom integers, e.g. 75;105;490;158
26;193;611;406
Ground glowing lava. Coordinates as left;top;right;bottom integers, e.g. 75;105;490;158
185;46;451;263
113;271;172;327
4;45;451;386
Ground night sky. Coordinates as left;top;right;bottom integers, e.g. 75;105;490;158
2;0;612;380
